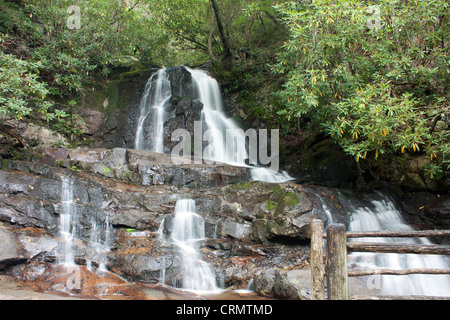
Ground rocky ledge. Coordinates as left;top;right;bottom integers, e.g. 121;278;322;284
0;147;370;299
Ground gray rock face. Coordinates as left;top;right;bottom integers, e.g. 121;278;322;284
0;226;28;270
63;147;252;188
0;155;346;297
274;268;312;300
254;267;312;300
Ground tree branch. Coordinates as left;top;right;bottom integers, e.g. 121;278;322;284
209;0;231;58
110;0;141;25
0;124;26;148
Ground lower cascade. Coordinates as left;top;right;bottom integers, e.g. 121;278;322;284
59;176;77;266
58;176;112;271
169;199;220;293
341;191;450;297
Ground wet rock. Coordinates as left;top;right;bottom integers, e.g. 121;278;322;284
111;253;176;283
219;182;332;243
110;209;161;230
222;221;252;240
76;109;105;136
2;120;69;149
0;193;57;231
65;147;251;188
274;268;312;300
254;267;312;300
42;147;69;166
254;268;277;297
400;192;450;236
0;226;29;270
15;228;60;262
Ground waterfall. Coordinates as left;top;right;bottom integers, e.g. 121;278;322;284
132;66;293;183
135;68;172;152
59;176;77;265
250;167;293;184
87;211;112;271
185;67;248;167
340;191;450;297
186;67;293;183
171;199;220;293
59;176;112;271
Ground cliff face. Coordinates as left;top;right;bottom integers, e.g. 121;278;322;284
0;147;349;299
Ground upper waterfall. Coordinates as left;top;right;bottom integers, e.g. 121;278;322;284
133;66;293;183
185;67;248;167
135;68;172;152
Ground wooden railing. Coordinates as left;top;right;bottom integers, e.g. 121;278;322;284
310;219;450;300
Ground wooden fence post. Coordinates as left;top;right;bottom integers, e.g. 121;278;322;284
310;219;325;300
326;223;348;300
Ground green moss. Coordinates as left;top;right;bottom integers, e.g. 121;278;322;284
102;165;114;177
118;64;147;81
229;181;254;191
284;192;300;207
1;159;9;170
265;200;277;210
270;184;285;200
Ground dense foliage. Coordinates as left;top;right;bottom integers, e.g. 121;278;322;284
272;0;449;179
0;0;175;140
0;0;449;181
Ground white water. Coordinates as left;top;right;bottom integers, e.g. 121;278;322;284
186;67;248;167
171;199;220;293
59;177;77;265
87;212;112;271
132;66;293;183
135;68;172;152
60;176;112;271
186;67;293;183
341;191;450;297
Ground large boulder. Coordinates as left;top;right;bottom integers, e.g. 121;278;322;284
254;267;312;300
274;268;312;300
63;147;252;188
220;182;343;243
0;226;29;270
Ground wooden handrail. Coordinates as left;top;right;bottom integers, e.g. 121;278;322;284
309;220;450;300
347;242;450;255
323;229;450;238
346;230;450;238
348;268;450;277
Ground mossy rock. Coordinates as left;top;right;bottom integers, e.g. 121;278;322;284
265;200;277;210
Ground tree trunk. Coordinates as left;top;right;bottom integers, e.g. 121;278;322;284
207;7;219;62
209;0;231;58
0;124;26;148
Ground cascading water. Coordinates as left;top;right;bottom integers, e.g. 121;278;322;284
132;66;292;183
135;68;172;152
186;67;293;183
59;176;112;271
171;199;220;293
340;191;450;297
59;176;77;265
185;67;248;167
87;211;112;271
